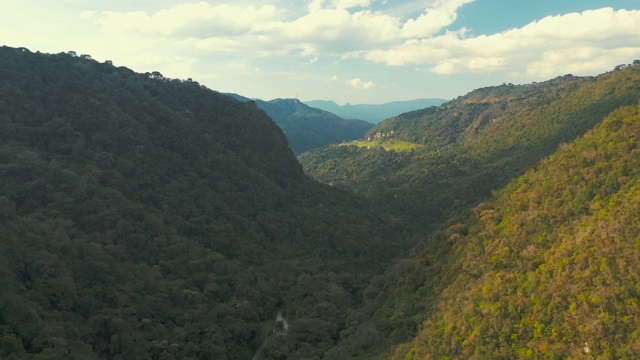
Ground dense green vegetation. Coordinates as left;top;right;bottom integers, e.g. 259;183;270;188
300;67;640;231
347;138;424;152
227;94;373;155
298;64;640;359
0;46;403;359
4;44;640;360
388;104;640;358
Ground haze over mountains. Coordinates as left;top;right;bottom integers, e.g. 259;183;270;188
224;94;446;155
301;68;640;229
225;94;373;155
304;98;447;124
2;44;640;359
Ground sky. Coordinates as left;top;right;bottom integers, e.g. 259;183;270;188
2;0;640;104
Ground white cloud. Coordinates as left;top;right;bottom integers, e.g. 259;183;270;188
331;0;371;10
308;0;325;12
80;10;94;19
253;8;401;54
308;0;371;11
347;78;374;89
95;3;280;37
365;7;640;78
525;47;639;78
401;0;473;38
89;0;468;59
5;0;639;103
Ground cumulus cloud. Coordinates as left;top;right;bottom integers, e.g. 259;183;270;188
80;10;94;19
95;2;280;37
401;0;474;38
307;0;325;13
347;78;374;89
331;0;372;10
252;8;401;54
50;1;640;89
365;7;640;77
308;0;371;11
90;0;464;57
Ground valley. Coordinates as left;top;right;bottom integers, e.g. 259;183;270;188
225;94;374;155
1;44;640;359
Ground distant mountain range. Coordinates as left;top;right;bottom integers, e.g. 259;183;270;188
300;64;640;358
304;98;448;123
301;70;640;228
226;94;373;154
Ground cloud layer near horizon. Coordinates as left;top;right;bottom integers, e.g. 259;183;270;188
2;0;640;101
80;1;640;77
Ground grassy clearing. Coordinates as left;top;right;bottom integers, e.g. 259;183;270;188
345;138;423;152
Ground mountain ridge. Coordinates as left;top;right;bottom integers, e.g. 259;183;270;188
300;65;640;230
390;104;640;359
0;45;401;359
304;98;448;124
4;44;640;359
304;64;640;359
227;94;374;154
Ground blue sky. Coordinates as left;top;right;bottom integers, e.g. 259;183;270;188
2;0;640;104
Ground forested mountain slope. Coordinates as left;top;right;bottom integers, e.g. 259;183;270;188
227;94;373;155
387;104;640;359
300;66;640;231
318;106;640;360
0;46;401;359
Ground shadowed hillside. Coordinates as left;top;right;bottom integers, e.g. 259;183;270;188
0;46;402;359
4;44;640;360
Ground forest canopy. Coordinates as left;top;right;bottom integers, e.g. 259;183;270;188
3;45;640;359
0;46;402;359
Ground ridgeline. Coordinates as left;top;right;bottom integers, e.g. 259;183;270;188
300;66;640;233
0;46;402;359
3;45;640;359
